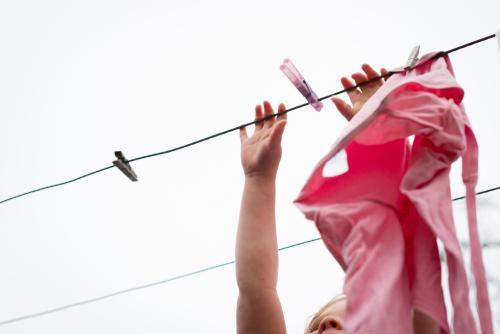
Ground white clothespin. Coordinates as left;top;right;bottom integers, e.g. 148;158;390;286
113;151;138;182
405;45;420;69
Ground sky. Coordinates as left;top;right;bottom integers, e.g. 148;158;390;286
0;0;499;332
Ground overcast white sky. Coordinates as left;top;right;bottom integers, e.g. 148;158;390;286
0;0;499;333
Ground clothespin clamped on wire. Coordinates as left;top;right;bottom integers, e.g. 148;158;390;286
113;151;138;182
280;59;323;111
405;45;420;70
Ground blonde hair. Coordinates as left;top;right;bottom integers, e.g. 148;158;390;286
304;294;346;333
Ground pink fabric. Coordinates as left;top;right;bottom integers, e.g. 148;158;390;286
294;53;493;334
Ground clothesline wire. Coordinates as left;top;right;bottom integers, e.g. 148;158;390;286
0;33;496;206
0;186;499;327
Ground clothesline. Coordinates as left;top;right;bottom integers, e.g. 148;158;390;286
0;185;498;327
0;33;497;206
1;32;499;327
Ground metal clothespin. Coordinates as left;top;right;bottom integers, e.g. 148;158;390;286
405;45;420;70
280;59;323;111
113;151;138;182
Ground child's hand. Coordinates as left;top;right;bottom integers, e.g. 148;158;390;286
332;64;388;120
239;101;287;180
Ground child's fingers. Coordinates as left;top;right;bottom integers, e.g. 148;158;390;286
239;126;248;143
340;76;361;105
362;64;384;86
263;101;275;128
254;104;264;130
332;97;354;121
277;103;287;121
352;72;379;96
270;119;287;144
381;68;389;79
351;72;368;84
351;72;369;89
358;64;386;96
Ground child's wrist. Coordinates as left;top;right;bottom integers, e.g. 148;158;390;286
244;172;277;185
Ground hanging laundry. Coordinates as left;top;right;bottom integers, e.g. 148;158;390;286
294;53;493;334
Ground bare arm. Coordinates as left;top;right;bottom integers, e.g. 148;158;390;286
236;101;287;334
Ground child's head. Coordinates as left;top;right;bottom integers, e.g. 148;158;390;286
305;294;346;333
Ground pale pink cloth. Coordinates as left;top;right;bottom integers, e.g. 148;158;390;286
294;53;493;334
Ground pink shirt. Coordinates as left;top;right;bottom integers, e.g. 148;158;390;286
294;53;493;334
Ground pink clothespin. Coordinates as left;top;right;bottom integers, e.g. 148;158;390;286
280;59;323;111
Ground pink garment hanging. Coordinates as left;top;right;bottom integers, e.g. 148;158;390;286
294;53;493;334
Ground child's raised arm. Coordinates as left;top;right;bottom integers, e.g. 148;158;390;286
236;101;287;334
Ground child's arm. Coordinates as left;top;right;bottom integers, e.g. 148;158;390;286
236;101;287;334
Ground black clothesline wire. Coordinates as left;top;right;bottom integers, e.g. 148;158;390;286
0;185;499;327
0;33;497;206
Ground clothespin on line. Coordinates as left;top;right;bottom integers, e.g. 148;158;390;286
280;59;323;111
113;151;138;182
405;45;420;69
